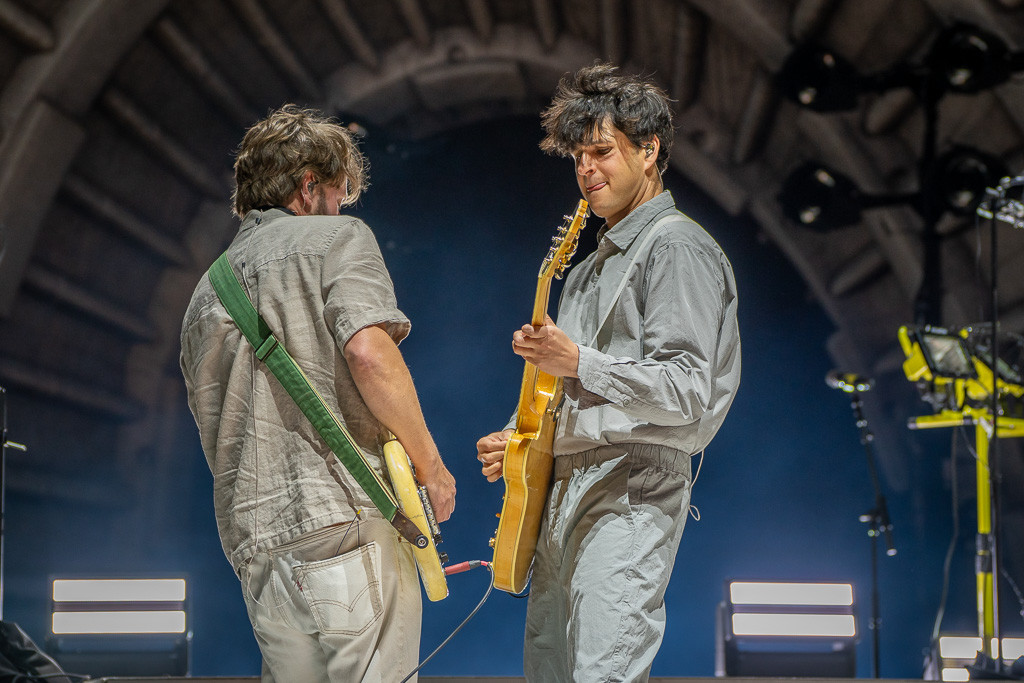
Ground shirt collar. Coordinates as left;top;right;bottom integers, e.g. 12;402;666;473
239;206;294;232
597;190;676;250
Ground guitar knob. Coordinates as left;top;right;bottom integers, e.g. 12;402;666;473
488;536;496;548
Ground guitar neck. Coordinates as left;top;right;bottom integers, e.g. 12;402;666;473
531;276;554;327
514;198;587;416
516;276;554;409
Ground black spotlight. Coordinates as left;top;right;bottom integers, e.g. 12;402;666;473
777;162;864;229
926;22;1012;93
776;43;861;112
932;146;1008;216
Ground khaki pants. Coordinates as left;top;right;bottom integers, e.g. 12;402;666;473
524;444;692;683
239;515;422;683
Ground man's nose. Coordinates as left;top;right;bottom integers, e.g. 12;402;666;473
576;154;594;175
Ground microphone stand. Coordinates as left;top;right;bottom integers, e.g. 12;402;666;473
972;181;1013;669
1;385;8;622
846;389;897;679
0;386;27;622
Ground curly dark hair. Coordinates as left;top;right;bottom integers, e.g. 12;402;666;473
540;63;674;173
232;104;368;217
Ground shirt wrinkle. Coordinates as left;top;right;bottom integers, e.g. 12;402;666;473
180;209;409;571
554;190;741;456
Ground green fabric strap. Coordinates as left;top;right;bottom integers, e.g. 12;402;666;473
207;253;401;523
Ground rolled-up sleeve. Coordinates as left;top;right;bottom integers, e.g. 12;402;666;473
321;219;410;349
574;241;725;426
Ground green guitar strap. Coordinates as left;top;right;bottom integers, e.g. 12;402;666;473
207;253;427;548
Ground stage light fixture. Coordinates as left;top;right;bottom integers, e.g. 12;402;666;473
777;162;921;231
47;577;191;676
779;22;1024;112
777;162;864;230
926;23;1013;94
716;580;857;678
776;43;861;112
779;145;1005;231
932;147;1009;216
925;635;1024;681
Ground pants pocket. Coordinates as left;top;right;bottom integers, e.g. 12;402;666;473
293;540;384;636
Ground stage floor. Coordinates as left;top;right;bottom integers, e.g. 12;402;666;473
86;677;930;682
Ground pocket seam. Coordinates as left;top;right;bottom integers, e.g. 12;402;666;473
296;542;384;636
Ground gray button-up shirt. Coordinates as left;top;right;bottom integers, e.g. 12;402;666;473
180;208;409;571
554;190;741;456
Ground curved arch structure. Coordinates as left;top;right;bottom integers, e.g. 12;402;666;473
1;0;1024;649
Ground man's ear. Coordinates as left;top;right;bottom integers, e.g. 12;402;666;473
300;170;317;201
643;136;660;171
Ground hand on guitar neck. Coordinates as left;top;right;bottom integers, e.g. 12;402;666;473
511;315;580;379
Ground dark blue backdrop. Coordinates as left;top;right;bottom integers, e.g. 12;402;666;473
4;115;979;678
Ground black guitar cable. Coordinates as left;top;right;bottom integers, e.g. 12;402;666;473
399;560;493;683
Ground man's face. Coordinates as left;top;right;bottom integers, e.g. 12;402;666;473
311;182;348;216
572;124;653;227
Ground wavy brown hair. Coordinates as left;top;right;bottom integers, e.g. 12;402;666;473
232;104;367;216
540;63;674;173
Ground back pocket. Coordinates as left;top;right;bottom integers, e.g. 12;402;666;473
294;541;384;636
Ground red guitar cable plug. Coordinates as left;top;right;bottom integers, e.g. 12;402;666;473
443;560;491;576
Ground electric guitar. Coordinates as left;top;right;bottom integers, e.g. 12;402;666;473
490;199;589;594
382;432;449;602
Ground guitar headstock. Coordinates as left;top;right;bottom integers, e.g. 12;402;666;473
540;199;589;281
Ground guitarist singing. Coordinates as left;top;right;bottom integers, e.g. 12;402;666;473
476;63;741;682
181;105;456;683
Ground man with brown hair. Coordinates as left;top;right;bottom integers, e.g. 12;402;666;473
181;104;455;682
477;64;741;681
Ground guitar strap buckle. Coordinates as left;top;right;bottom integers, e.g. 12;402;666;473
390;509;429;548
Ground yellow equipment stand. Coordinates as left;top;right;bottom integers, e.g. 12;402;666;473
899;326;1024;657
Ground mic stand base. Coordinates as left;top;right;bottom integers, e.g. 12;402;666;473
966;650;1024;680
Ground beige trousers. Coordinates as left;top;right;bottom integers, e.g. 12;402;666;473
239;515;422;683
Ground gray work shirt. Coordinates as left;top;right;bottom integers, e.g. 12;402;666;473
180;208;409;571
554;190;741;456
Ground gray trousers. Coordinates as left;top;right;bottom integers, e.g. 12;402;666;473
524;444;692;683
239;515;422;683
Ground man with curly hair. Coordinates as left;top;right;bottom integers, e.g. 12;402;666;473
477;64;741;681
181;104;455;682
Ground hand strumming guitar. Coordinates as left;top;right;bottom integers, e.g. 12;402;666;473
417;455;456;522
477;429;512;482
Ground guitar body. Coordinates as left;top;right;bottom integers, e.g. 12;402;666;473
490;199;588;594
492;371;562;594
382;435;448;602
